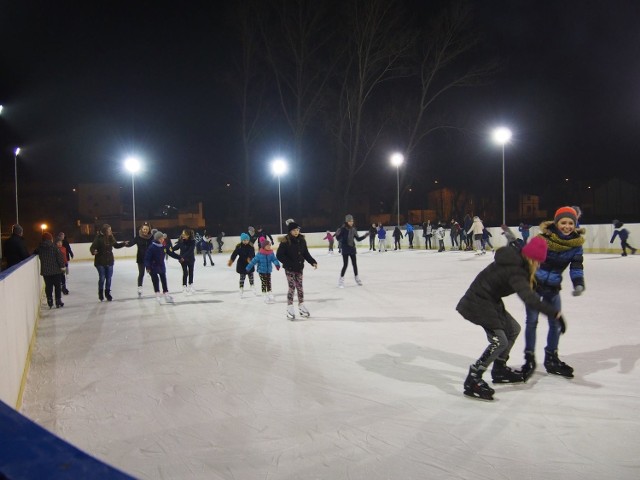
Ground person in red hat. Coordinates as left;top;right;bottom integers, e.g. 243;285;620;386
522;206;585;380
456;235;564;401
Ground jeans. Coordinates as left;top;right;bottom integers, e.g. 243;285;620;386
525;290;562;352
95;265;114;292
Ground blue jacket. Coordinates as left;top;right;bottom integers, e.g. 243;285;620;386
144;241;167;275
377;227;386;239
405;223;414;234
247;249;280;274
610;228;629;242
534;221;585;293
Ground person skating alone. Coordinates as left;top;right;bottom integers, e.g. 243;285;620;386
610;220;637;256
323;230;335;254
369;223;378;250
456;235;564;400
277;220;318;319
336;214;369;288
377;224;387;252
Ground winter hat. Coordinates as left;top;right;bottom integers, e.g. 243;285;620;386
154;231;165;241
286;219;301;232
12;224;23;235
345;214;354;222
240;233;250;241
521;236;548;262
260;239;272;248
42;232;54;242
554;206;578;225
613;220;624;229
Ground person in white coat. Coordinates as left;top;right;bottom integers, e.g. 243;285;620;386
467;216;485;254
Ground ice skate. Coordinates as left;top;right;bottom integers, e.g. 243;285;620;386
298;304;310;318
287;305;296;319
137;286;143;298
62;287;70;295
105;290;113;302
491;359;524;384
521;351;536;382
544;349;574;378
338;276;345;288
187;285;194;295
463;365;495;401
265;293;275;304
354;275;363;286
239;287;244;298
164;293;174;304
156;293;163;304
182;285;188;294
56;301;64;308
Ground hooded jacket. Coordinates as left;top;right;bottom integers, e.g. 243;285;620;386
456;245;558;330
230;242;256;274
276;233;316;272
534;221;585;293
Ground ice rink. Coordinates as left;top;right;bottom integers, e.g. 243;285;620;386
20;245;640;479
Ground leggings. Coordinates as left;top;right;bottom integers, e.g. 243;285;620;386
258;273;272;293
239;272;255;288
340;253;358;277
137;263;146;287
181;261;195;286
285;270;304;305
150;271;169;294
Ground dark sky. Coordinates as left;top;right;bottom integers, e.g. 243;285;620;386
2;1;640;217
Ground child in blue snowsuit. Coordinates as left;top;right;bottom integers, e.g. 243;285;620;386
246;240;281;303
610;220;637;256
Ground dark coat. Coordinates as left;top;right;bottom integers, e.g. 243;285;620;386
90;233;126;267
456;245;558;331
4;233;30;268
61;239;74;261
129;232;153;264
34;240;66;277
230;242;256;274
534;221;585;293
144;241;167;274
336;224;368;255
276;234;316;273
172;238;196;263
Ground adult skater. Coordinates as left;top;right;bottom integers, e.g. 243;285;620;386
90;224;128;302
127;222;153;297
336;214;369;287
456;235;563;401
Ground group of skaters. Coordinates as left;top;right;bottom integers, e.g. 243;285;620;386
422;217;498;254
14;204;638;401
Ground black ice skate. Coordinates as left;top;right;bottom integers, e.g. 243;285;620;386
491;359;524;384
521;351;536;382
544;349;574;378
463;365;495;401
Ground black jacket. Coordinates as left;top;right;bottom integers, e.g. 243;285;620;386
129;232;154;264
456;245;558;331
34;240;65;276
172;238;196;263
230;242;256;274
4;233;30;268
276;234;316;273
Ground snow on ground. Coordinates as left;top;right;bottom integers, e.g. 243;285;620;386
20;246;640;479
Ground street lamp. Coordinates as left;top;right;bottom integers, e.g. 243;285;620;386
390;153;404;226
124;156;141;238
492;127;512;225
14;147;21;225
271;158;287;234
41;224;47;235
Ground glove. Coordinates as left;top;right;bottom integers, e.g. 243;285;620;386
557;315;567;334
276;265;281;271
572;285;585;297
227;260;233;267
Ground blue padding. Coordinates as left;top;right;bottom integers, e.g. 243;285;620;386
0;400;133;479
0;256;34;280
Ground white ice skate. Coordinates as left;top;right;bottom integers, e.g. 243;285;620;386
287;305;296;319
265;293;275;304
338;277;345;288
239;287;244;298
355;275;363;286
137;286;143;298
298;304;310;317
164;293;174;304
187;285;194;295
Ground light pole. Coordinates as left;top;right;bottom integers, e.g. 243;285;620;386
41;223;47;235
492;128;512;225
14;147;21;225
124;156;141;238
271;158;287;234
390;153;404;226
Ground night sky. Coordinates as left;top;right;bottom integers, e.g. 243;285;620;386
2;1;640;226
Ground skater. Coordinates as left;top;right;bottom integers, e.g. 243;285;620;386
519;222;531;244
127;223;153;297
450;220;460;250
392;226;403;250
435;223;446;252
522;206;585;380
55;236;70;295
610;220;637;256
322;230;335;254
369;223;378;250
144;230;174;304
215;231;225;253
336;214;369;287
405;222;415;248
467;216;485;254
172;229;197;294
57;231;73;276
463;214;473;250
246;239;281;303
228;233;256;297
90;224;128;302
482;227;494;251
35;232;66;309
377;224;387;252
456;236;563;400
276;219;318;319
201;231;214;266
422;220;432;250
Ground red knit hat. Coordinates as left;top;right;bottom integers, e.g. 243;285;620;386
554;206;578;224
521;236;547;262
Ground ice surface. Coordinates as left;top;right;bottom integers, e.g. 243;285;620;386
20;247;640;479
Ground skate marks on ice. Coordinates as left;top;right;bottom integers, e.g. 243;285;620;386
310;315;437;324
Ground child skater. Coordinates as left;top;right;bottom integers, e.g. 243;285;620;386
377;224;387;252
247;239;281;304
610;220;637;256
277;219;318;319
144;230;175;304
336;214;369;287
436;223;446;252
55;237;70;296
172;229;197;294
456;235;564;401
392;226;403;250
323;230;335;254
228;233;256;297
521;206;585;380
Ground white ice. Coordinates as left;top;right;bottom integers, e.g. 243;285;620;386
20;246;640;479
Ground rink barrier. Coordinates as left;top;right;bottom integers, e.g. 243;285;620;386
0;222;636;477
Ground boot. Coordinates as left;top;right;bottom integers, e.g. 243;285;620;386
521;351;536;382
338;276;345;288
463;365;495;400
544;349;574;378
298;304;310;317
47;297;54;309
354;275;363;286
98;289;104;302
105;290;113;302
491;358;524;384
